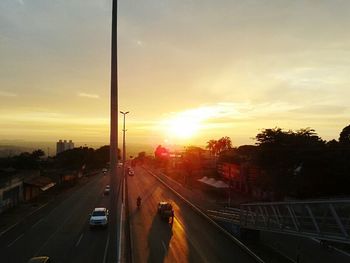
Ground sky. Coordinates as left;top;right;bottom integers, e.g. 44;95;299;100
1;0;350;149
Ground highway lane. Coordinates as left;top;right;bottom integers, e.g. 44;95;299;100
127;166;258;263
0;171;121;263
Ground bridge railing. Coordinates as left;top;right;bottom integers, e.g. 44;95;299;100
240;199;350;244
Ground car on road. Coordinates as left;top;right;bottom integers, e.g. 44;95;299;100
27;257;51;263
89;207;109;228
104;185;110;195
157;201;174;221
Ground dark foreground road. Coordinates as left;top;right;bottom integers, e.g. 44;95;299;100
127;166;259;263
0;172;122;263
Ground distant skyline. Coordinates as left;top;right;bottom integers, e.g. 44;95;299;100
1;0;350;148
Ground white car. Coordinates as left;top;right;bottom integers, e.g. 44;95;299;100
104;185;110;195
89;207;109;228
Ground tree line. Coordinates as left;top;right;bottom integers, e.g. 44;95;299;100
0;145;120;174
211;125;350;199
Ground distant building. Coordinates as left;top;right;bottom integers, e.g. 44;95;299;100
56;139;74;155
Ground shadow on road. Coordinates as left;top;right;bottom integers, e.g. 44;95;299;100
147;215;173;263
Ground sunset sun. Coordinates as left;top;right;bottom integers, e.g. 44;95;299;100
161;107;219;140
168;116;200;139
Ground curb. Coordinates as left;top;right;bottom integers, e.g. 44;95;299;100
144;167;265;263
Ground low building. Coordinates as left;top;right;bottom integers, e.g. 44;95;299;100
0;168;23;213
23;175;56;201
0;171;23;213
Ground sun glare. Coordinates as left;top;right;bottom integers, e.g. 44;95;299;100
168;116;200;138
159;105;240;141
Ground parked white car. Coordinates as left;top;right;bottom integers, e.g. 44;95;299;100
89;207;109;228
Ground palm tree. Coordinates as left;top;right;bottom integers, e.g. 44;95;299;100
217;136;232;152
206;140;218;156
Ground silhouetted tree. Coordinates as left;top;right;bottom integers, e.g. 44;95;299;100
206;137;232;157
255;127;326;198
12;149;45;169
339;124;350;145
154;145;169;167
138;151;146;159
206;139;218;156
218;136;232;152
182;146;205;186
218;148;242;164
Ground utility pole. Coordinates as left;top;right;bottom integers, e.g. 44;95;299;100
110;0;118;180
120;111;129;178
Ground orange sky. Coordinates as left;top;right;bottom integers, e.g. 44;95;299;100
1;0;350;148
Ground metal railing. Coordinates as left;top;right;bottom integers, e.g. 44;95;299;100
240;199;350;244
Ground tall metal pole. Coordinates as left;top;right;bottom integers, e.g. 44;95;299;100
120;111;129;178
109;3;120;261
110;0;118;179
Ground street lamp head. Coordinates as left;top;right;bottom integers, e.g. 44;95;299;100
120;111;130;115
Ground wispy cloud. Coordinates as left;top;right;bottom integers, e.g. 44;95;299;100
0;91;17;97
78;93;100;99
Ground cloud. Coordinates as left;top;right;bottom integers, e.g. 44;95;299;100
78;93;100;99
0;91;17;97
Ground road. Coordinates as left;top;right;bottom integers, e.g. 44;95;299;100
127;166;259;263
0;171;122;263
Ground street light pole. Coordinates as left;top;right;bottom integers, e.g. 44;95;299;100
120;111;129;178
110;0;118;180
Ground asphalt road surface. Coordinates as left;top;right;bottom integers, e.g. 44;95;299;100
127;166;259;263
0;171;122;263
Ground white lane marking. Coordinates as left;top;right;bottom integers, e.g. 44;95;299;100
75;233;84;247
31;218;44;229
161;240;167;253
0;202;49;238
7;233;24;247
34;175;104;256
103;234;110;263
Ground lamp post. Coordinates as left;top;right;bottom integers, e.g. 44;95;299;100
120;111;129;177
110;0;118;180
